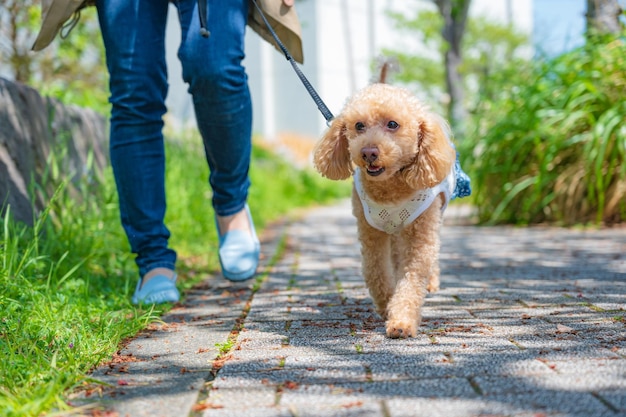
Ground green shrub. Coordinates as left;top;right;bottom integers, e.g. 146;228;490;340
462;33;626;225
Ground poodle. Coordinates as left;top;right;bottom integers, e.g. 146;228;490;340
313;82;464;338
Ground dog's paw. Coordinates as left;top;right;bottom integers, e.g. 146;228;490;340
371;300;389;319
375;305;388;319
385;319;417;339
426;277;440;293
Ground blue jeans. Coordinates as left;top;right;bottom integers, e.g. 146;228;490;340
96;0;252;278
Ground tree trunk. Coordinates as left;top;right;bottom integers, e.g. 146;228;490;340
586;0;623;35
434;0;471;137
2;0;33;83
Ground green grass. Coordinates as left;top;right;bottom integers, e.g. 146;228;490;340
0;132;349;416
0;185;157;416
461;31;626;226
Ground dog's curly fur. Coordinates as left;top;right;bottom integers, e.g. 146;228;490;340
313;83;456;338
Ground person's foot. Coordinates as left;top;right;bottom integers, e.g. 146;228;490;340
216;207;253;235
216;205;260;282
132;268;180;304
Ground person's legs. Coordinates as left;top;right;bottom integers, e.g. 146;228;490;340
176;0;251;216
176;0;259;281
96;0;179;301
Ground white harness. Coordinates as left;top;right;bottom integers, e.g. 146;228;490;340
354;168;455;234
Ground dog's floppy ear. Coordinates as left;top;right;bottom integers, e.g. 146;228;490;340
313;116;353;180
402;115;455;189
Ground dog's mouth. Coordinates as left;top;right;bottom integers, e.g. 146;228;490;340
366;165;385;176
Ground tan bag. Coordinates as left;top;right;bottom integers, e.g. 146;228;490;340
31;0;93;51
247;0;303;63
31;0;304;63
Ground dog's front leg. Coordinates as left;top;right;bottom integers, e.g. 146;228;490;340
360;229;394;318
385;203;443;338
353;197;395;318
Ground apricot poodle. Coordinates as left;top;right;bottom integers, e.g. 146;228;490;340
313;83;464;338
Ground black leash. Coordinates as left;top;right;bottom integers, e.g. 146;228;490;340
196;0;334;122
249;0;334;122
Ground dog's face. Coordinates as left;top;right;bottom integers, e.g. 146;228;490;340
342;85;423;182
313;84;455;190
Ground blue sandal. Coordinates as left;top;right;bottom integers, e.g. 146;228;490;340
132;274;180;305
217;205;260;282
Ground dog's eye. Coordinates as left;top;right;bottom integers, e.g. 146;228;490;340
355;122;366;132
387;121;399;130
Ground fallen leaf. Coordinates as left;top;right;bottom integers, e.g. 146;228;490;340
341;401;364;408
191;402;223;411
283;380;299;390
556;324;576;334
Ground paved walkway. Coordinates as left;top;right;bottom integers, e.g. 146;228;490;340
75;201;626;417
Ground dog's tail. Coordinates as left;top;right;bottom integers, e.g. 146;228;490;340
379;61;390;84
376;58;399;84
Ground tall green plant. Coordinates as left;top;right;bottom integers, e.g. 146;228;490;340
462;33;626;225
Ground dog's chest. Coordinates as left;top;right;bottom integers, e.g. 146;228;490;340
353;168;454;234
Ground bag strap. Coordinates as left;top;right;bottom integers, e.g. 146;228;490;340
197;0;210;38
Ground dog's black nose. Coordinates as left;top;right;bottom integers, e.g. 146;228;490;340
361;147;379;163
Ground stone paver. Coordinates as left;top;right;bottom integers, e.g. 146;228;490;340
76;200;626;417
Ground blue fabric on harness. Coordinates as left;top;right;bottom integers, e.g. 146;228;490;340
452;152;472;200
